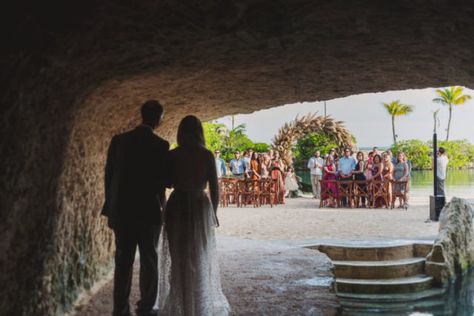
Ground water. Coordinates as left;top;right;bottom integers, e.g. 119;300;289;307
297;169;474;199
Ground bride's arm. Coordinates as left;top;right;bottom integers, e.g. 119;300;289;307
207;151;219;219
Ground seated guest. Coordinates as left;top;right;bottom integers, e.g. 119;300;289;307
229;151;246;178
353;151;367;207
392;152;409;209
321;156;338;207
214;149;226;178
338;148;356;207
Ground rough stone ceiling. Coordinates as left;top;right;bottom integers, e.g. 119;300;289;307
0;0;473;315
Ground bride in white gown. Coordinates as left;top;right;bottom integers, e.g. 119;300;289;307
157;115;230;316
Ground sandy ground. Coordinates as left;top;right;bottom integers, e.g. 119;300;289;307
217;196;440;242
73;196;451;316
73;237;339;316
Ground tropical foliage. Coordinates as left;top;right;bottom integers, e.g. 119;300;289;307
433;86;472;141
293;133;341;170
382;100;414;145
390;139;474;170
203;122;267;161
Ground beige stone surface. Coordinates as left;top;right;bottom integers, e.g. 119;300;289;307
426;198;474;284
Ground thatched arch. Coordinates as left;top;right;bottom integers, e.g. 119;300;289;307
272;113;354;167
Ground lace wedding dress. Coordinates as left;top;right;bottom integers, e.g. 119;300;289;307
157;146;230;316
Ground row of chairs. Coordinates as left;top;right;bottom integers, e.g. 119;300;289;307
319;179;408;208
219;178;279;208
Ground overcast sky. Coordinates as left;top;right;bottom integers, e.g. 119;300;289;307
215;87;474;148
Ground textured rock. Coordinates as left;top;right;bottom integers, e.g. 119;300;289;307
1;1;474;315
426;198;474;284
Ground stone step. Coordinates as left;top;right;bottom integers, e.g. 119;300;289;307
337;287;446;302
338;298;446;315
333;257;426;279
318;243;415;261
336;275;433;294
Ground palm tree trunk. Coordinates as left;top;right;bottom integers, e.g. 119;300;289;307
392;115;397;145
446;104;452;141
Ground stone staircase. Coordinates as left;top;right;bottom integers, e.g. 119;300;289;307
311;242;447;314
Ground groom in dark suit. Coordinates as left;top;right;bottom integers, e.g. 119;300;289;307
102;100;169;316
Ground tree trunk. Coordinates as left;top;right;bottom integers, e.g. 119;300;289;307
446;104;452;141
392;115;397;145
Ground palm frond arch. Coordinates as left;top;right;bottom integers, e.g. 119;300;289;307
271;113;354;167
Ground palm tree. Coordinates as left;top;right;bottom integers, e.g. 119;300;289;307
433;86;472;141
382;100;414;145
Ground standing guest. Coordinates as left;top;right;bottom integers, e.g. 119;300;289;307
387;150;397;165
307;151;324;199
321;156;338;207
329;148;336;157
214;150;227;178
338;148;356;207
260;153;272;179
353;151;367;207
371;154;384;207
229;151;246;178
271;151;286;204
243;150;252;178
284;166;299;198
436;147;449;197
333;152;340;171
382;152;394;208
250;152;261;180
392;152;409;209
365;152;374;180
371;146;378;156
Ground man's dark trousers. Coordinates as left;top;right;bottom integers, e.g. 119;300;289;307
113;223;160;316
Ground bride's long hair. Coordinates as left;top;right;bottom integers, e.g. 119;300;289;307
177;115;206;148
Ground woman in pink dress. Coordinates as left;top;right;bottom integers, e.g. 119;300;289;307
321;156;338;207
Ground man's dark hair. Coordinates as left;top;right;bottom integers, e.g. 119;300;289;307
439;147;446;154
141;100;163;125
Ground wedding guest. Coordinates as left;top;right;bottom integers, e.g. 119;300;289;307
392;152;409;209
387;150;397;165
353;151;367;207
243;150;252;178
271;151;285;204
260;153;272;179
214;150;226;178
382;152;394;208
321;156;338;207
338;148;356;207
365;152;374;180
284;166;299;198
371;154;384;207
436;147;449;197
250;152;261;180
307;151;324;199
229;151;245;178
371;146;378;156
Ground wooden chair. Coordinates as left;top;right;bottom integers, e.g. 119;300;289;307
391;180;408;209
220;178;239;207
353;180;370;208
237;179;260;207
259;178;276;207
319;179;338;208
337;180;353;208
371;180;390;208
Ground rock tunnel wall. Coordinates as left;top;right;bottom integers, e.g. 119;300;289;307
1;0;474;314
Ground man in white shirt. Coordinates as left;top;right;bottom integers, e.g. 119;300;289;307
436;147;449;197
307;151;324;199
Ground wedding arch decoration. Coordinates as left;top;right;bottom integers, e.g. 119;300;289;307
271;113;354;167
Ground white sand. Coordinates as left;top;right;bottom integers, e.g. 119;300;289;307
217;196;440;241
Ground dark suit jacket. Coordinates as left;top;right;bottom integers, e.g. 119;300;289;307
101;125;169;226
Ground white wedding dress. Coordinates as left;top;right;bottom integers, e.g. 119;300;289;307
157;146;230;316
